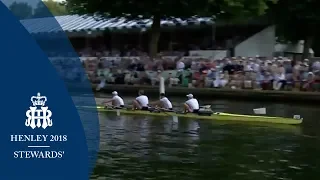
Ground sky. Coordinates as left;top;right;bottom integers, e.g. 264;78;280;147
2;0;65;8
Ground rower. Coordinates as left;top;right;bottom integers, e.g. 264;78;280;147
150;93;173;110
132;90;149;110
103;91;124;109
184;94;199;113
159;93;173;110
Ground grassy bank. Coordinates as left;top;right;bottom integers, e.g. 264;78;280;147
91;84;320;104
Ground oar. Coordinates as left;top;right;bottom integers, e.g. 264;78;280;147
152;108;180;123
102;104;133;110
200;105;211;109
82;102;212;116
99;104;212;112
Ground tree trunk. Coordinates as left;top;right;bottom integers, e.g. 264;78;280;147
302;36;313;60
148;15;161;59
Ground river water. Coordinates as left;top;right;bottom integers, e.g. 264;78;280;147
81;94;320;180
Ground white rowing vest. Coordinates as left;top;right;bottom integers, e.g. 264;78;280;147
185;98;199;111
136;95;149;107
160;97;173;109
112;95;124;106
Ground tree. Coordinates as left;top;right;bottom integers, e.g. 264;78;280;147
34;0;68;18
9;2;33;20
44;0;68;16
66;0;275;58
268;0;320;59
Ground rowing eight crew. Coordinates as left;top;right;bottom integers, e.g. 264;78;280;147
103;90;200;113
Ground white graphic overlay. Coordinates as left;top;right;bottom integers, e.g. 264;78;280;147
10;92;68;159
25;93;52;129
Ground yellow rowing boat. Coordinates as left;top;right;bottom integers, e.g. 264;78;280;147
79;106;303;125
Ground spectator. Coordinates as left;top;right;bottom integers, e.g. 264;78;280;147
151;70;162;86
235;59;244;72
312;60;320;71
292;61;302;90
176;59;185;71
77;48;320;93
214;71;229;88
273;64;286;90
302;72;315;91
260;71;273;90
223;60;235;75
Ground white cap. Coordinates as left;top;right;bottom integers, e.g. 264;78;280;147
186;94;193;98
112;91;118;95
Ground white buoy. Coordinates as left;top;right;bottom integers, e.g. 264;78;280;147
159;77;165;94
293;115;301;119
253;107;266;115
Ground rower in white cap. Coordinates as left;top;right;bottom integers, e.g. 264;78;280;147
184;94;199;113
103;91;124;109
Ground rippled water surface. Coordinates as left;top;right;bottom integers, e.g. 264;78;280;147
79;95;320;180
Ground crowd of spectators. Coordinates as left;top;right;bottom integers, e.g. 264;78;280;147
79;52;320;92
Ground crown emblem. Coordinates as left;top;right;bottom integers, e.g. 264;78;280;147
31;92;47;106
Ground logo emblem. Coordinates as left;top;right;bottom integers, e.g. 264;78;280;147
25;92;52;129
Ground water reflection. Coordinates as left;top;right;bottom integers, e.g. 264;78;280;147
90;111;320;180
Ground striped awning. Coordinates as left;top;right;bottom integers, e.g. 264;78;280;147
20;15;213;34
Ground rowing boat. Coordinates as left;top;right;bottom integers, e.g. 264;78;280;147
78;106;303;125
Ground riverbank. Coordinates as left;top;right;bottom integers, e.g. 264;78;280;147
92;84;320;103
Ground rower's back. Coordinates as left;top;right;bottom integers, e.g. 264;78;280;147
112;95;124;106
160;96;173;109
186;98;199;111
136;90;149;107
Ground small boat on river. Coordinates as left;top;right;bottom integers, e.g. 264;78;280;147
79;106;303;125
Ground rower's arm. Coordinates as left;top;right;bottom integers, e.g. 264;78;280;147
103;99;112;104
184;103;192;112
148;100;160;106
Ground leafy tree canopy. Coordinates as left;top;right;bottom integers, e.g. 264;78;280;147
268;0;320;57
9;2;33;20
66;0;276;57
43;0;68;16
269;0;319;40
67;0;274;20
34;0;68;18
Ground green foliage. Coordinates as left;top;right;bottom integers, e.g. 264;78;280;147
9;2;33;20
33;1;50;18
34;0;68;18
268;0;320;41
267;0;320;57
43;0;68;16
65;0;274;57
66;0;273;20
